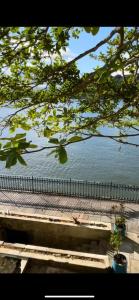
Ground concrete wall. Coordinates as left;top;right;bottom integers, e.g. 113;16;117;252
0;215;111;251
24;258;106;273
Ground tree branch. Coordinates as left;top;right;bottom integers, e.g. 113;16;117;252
69;103;130;133
23;132;139;154
131;126;139;132
109;136;139;147
65;27;118;66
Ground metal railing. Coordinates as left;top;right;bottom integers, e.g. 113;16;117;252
0;174;139;203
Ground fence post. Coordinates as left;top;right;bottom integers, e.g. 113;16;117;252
32;176;34;193
70;178;71;196
86;180;88;198
110;181;113;199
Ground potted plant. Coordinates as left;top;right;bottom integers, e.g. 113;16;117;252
110;231;127;273
112;203;126;238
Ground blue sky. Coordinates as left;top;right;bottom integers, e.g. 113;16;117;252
4;27;115;77
68;27;114;73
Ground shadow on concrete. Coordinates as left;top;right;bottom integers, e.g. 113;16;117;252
120;237;139;254
0;197;139;222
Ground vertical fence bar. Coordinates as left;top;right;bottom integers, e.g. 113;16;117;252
32;176;34;193
69;178;71;196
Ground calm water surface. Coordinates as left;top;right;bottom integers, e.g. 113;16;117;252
0;119;138;185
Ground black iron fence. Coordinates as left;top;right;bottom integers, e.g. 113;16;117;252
0;174;139;203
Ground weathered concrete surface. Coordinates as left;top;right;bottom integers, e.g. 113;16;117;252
0;213;111;251
0;190;139;234
0;190;139;227
130;259;139;273
0;241;109;273
0;193;139;272
24;259;74;273
0;256;20;273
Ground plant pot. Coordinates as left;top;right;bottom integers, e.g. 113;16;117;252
114;223;126;238
112;253;127;273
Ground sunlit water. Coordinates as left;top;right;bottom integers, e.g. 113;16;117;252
0;108;139;185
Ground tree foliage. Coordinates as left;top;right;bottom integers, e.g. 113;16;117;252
0;27;139;167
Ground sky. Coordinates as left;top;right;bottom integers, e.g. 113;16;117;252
66;27;114;73
3;27;126;78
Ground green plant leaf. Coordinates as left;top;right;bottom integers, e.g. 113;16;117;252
9;127;16;133
44;127;52;138
0;155;7;161
57;146;68;164
84;27;91;33
90;27;99;35
3;142;12;149
20;123;31;130
84;27;99;35
63;107;67;116
48;138;59;144
0;138;12;140
17;155;27;166
28;144;38;148
17;142;29;149
59;138;66;145
15;133;26;139
6;152;17;168
68;136;83;143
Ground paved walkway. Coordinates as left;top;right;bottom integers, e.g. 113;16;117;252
0;190;139;233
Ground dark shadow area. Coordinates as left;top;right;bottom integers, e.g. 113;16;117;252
106;266;114;273
24;258;107;273
4;228;29;244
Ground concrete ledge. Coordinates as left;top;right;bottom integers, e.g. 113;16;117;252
0;241;109;272
0;211;111;229
130;259;139;273
0;213;111;250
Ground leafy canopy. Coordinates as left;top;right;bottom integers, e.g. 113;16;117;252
0;27;139;168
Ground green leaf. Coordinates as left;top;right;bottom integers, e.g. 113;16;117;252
53;109;56;117
12;141;19;148
48;138;59;144
57;146;68;164
0;155;7;161
90;27;99;35
9;127;16;133
6;152;17;168
84;27;91;33
0;138;12;140
17;142;30;149
15;133;26;139
59;139;66;145
63;107;68;116
44;127;52;138
28;144;38;149
68;136;83;143
56;115;62;118
3;142;12;149
17;155;27;166
20;123;31;130
84;27;99;35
